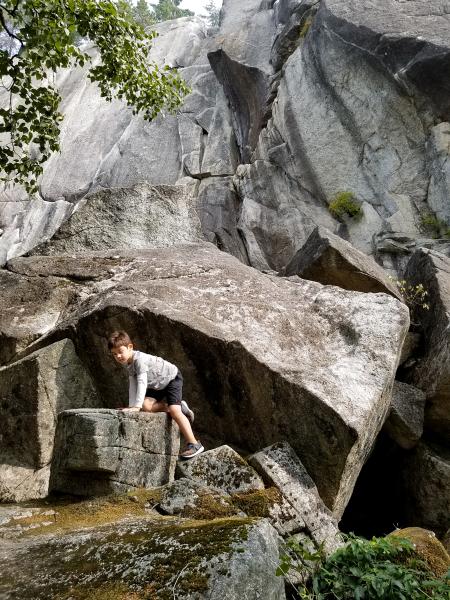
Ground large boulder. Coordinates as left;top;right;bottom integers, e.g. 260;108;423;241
404;249;450;442
0;516;286;600
282;226;401;298
30;183;203;256
384;381;426;450
2;244;408;516
402;442;450;538
0;339;101;502
50;409;180;496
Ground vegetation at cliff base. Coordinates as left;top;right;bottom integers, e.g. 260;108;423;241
0;0;189;194
278;533;450;599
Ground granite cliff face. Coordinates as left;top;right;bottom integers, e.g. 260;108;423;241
1;1;450;597
2;0;450;272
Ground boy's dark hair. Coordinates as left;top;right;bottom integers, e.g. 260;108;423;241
108;331;133;350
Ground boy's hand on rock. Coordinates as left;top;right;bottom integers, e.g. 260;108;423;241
118;407;140;412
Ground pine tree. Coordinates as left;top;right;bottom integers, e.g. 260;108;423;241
133;0;156;29
203;0;220;27
151;0;194;22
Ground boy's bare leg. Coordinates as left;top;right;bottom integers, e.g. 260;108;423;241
141;397;169;413
168;405;197;444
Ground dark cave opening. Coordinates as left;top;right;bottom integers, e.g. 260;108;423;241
340;430;411;538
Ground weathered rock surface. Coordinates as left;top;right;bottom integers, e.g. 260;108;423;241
1;244;409;516
159;477;229;516
31;183;203;256
402;442;450;538
2;1;450;277
50;409;180;496
177;445;265;494
0;17;240;263
235;0;450;271
0;516;286;600
282;226;401;298
405;249;450;442
384;381;426;450
427;123;450;225
0;339;100;502
0;267;76;365
249;442;342;553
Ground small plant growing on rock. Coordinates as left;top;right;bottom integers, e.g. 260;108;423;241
389;277;430;324
277;533;450;599
299;16;313;39
328;191;362;221
420;213;450;239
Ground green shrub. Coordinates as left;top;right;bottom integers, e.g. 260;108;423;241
277;533;450;599
388;277;430;325
420;213;450;239
328;191;362;220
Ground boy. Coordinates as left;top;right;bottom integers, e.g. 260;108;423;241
108;331;204;459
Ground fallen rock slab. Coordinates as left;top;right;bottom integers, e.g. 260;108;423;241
249;442;342;553
50;409;180;496
0;339;101;501
0;516;286;600
405;249;450;442
384;381;426;449
176;445;265;494
282;226;401;299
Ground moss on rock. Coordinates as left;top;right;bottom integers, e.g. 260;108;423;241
1;511;257;599
1;489;164;539
231;486;282;517
390;527;450;578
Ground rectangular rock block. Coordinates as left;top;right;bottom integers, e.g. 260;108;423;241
50;409;180;496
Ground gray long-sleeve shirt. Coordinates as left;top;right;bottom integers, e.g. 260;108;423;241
127;350;178;408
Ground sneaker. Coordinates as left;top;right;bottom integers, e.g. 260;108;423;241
180;400;195;423
179;442;204;460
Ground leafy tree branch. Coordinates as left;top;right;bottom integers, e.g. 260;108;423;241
0;0;190;194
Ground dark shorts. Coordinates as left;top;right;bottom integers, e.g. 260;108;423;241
146;370;183;406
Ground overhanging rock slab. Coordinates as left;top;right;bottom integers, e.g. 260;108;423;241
4;244;409;516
